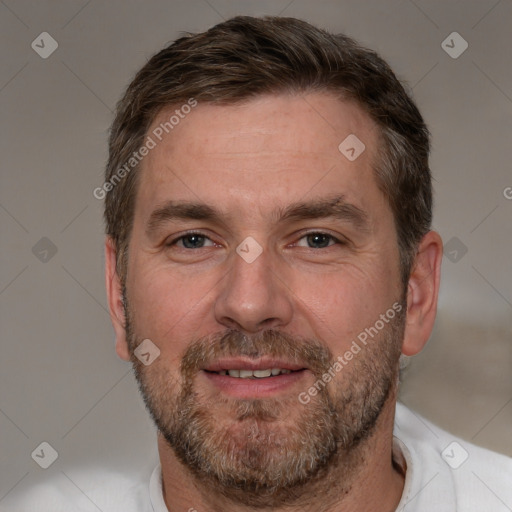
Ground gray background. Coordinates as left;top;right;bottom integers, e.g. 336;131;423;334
1;0;511;505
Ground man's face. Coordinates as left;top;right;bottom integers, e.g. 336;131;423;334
122;93;406;503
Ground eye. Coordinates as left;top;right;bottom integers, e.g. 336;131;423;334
296;232;341;249
169;233;216;249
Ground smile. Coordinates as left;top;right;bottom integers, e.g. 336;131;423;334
209;368;294;378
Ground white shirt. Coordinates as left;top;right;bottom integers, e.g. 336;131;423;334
3;403;511;511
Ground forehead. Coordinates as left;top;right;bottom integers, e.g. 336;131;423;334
136;93;386;222
148;93;376;159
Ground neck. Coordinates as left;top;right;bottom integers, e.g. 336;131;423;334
158;397;404;512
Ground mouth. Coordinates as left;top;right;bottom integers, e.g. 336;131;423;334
205;368;297;378
201;358;309;398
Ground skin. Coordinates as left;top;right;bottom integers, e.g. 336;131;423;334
105;92;443;512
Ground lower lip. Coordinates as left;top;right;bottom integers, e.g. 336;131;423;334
201;370;308;398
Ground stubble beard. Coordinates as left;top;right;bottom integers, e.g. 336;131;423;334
126;303;406;507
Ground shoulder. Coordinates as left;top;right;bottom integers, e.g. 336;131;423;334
395;402;512;511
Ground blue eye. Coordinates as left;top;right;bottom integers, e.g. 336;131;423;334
296;233;339;249
171;234;215;249
167;232;342;251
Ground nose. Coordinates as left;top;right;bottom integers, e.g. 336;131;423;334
214;244;293;333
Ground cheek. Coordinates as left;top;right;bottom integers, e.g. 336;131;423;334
126;257;218;355
291;261;397;348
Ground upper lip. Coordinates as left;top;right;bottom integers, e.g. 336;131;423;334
203;357;306;372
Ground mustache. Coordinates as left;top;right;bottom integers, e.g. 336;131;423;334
181;329;333;379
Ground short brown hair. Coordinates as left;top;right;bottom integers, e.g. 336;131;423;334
104;15;432;288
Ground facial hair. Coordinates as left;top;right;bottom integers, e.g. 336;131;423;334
125;300;406;507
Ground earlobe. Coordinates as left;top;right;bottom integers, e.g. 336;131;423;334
105;238;131;361
401;231;443;356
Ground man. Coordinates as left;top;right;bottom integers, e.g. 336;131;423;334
13;15;511;512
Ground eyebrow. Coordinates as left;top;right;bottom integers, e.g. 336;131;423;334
277;195;371;233
146;202;225;236
145;195;370;236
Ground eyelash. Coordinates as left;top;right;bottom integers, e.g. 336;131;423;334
165;231;213;248
166;231;345;249
294;232;344;248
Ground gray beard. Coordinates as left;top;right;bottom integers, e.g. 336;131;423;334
127;309;405;507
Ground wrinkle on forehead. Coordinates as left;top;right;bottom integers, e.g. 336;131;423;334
147;92;378;159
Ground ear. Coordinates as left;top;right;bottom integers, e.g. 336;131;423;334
401;230;443;356
105;237;131;361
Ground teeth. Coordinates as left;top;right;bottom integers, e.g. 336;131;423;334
253;369;272;378
220;368;293;378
